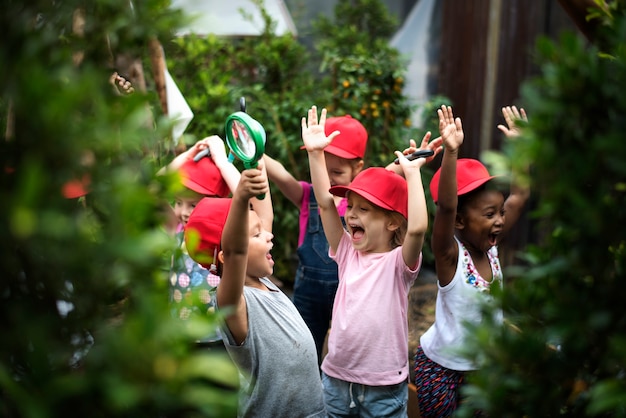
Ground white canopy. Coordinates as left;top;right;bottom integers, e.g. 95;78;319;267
390;0;437;126
171;0;297;36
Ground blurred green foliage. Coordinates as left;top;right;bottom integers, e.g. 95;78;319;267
0;0;238;416
456;5;626;417
165;0;440;279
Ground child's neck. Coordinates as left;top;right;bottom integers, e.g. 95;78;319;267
245;276;272;291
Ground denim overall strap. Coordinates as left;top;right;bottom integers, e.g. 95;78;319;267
307;187;321;234
293;187;341;362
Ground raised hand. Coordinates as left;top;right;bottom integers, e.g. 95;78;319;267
237;161;269;201
392;131;443;166
438;105;464;152
396;137;423;170
419;131;444;159
205;135;229;165
109;72;135;96
399;138;419;159
497;105;527;138
301;106;340;152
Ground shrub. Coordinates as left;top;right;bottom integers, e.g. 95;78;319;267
0;1;238;416
457;6;626;417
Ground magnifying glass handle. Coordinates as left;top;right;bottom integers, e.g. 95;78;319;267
193;148;211;162
239;97;246;113
244;161;266;200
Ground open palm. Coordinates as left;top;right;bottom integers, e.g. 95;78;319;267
301;106;339;151
438;105;464;150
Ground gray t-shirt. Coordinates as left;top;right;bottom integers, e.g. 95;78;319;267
219;277;326;418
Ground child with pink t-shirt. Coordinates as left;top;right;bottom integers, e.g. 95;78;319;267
302;105;441;416
264;114;367;363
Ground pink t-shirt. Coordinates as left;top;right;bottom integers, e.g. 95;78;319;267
298;181;347;247
321;231;421;386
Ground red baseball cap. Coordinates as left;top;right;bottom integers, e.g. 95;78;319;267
301;115;368;159
179;157;230;197
324;115;368;159
429;158;499;203
329;167;408;218
184;197;232;269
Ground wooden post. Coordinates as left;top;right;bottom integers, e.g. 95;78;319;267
148;38;168;116
479;0;502;152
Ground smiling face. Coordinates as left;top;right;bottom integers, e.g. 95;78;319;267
456;189;505;253
324;153;364;187
344;192;400;253
174;189;205;225
246;210;275;279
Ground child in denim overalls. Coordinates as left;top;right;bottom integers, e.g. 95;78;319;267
265;114;367;362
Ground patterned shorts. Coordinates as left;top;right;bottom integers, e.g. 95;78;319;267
413;345;465;418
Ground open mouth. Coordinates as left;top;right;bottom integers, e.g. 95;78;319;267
350;225;365;240
488;233;499;247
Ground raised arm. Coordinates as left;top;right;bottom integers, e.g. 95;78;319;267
206;135;240;194
497;106;530;235
431;105;465;287
217;165;270;345
251;159;273;234
302;106;343;253
396;130;440;269
263;154;304;207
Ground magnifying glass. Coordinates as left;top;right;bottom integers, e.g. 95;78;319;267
225;111;267;199
194;97;249;163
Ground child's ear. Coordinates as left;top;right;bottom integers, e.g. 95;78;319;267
217;250;225;264
386;219;400;232
350;159;365;178
455;214;465;230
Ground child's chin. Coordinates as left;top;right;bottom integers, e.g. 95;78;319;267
254;267;273;278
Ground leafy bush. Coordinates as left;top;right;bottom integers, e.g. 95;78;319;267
0;1;238;416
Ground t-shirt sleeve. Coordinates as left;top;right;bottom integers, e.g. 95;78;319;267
329;230;351;260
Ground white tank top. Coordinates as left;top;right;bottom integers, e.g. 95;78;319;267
420;237;503;371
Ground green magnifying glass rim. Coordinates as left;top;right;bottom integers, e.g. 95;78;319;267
224;111;266;168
